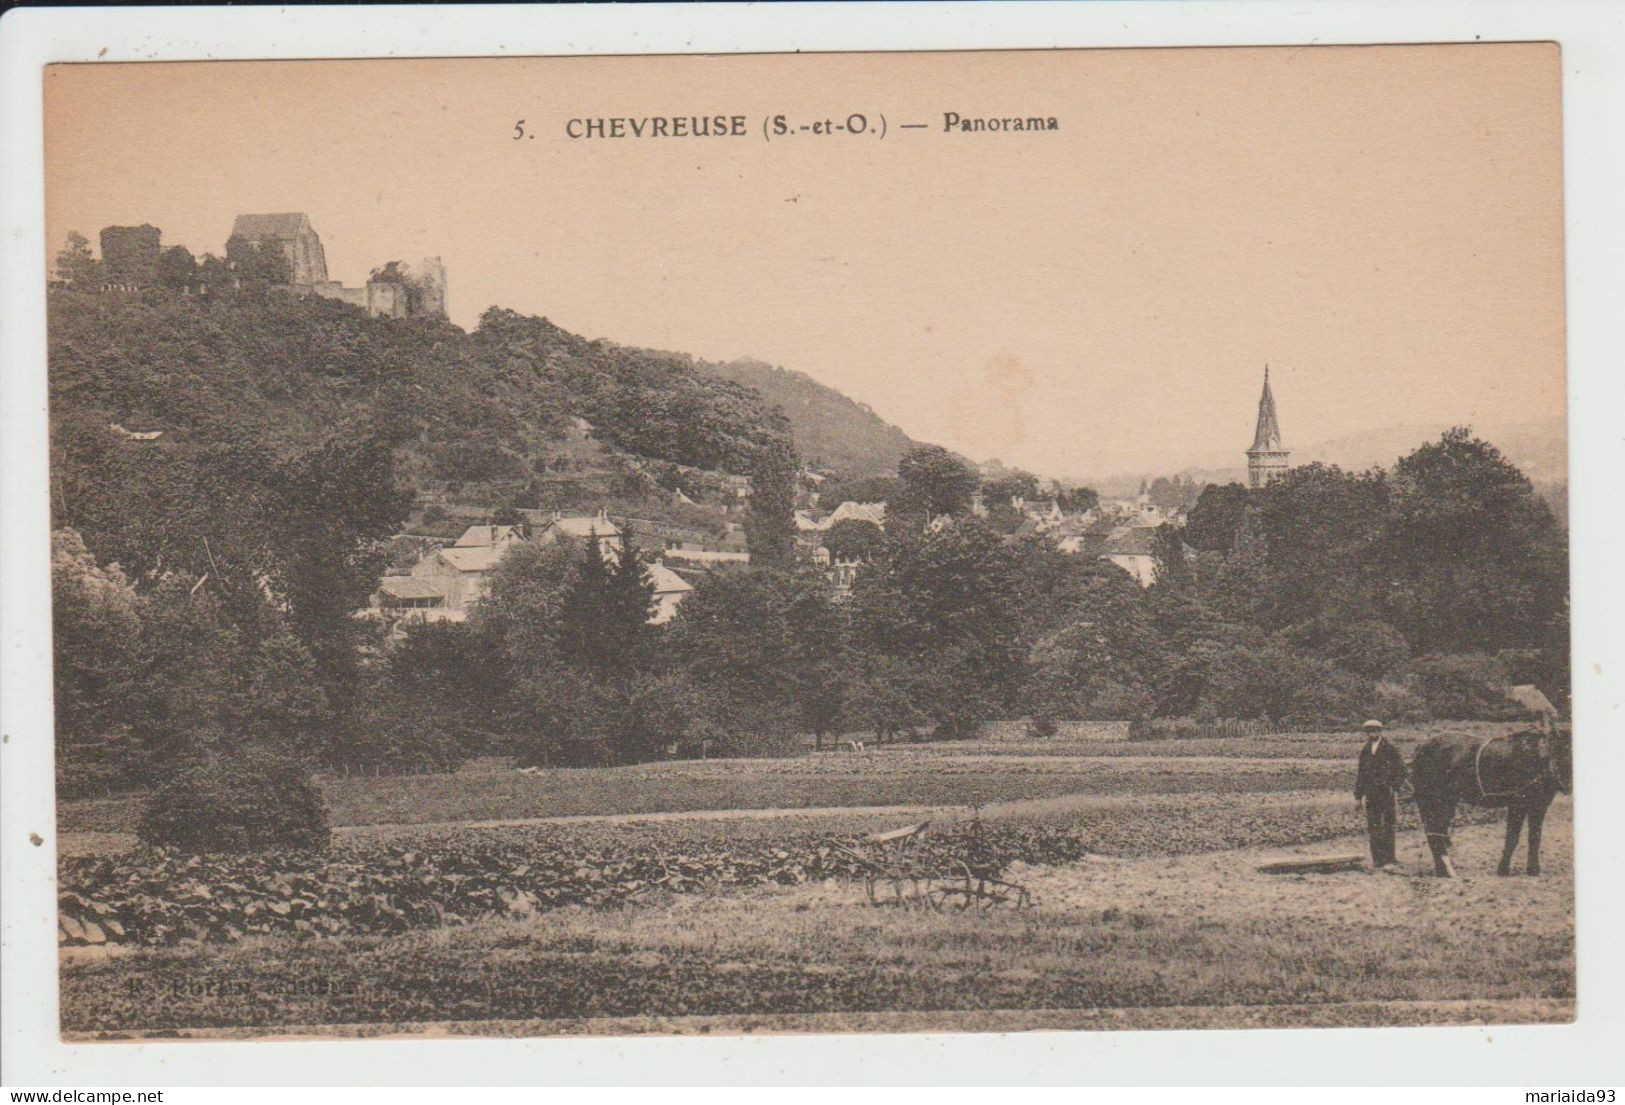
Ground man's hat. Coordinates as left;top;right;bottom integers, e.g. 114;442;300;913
1362;719;1385;731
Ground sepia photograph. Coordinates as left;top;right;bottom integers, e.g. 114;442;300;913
36;43;1574;1043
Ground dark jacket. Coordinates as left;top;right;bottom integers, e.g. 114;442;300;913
1355;737;1406;800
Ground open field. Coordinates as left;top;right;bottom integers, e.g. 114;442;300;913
61;815;1573;1037
58;726;1477;845
58;721;1572;1036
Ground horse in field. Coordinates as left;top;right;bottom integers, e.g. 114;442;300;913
1409;728;1571;878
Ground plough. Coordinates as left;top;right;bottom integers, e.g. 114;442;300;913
831;821;1032;911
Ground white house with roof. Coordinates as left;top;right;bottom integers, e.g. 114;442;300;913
372;511;696;631
646;562;695;624
534;510;623;559
409;544;507;611
370;576;466;641
454;524;527;549
797;501;888;533
825;501;886;529
1099;528;1160;586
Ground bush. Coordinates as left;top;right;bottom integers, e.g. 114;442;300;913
333;695;475;774
1276;617;1411;679
1127;716;1204;742
1155;642;1371;725
137;754;331;853
515;670;708;767
1027;715;1060;739
1080;677;1155;721
1412;653;1522;720
1284;664;1374;725
1371;679;1431;724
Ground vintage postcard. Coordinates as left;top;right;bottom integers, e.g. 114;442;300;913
41;44;1571;1042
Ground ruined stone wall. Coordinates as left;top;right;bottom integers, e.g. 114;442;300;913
416;256;448;319
286;227;329;286
366;281;408;319
312;281;368;308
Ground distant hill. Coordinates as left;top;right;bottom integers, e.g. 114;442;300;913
703;358;917;477
1295;417;1566;484
1088;416;1568;508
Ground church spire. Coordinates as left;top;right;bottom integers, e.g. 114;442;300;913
1246;365;1290;488
1249;365;1283;452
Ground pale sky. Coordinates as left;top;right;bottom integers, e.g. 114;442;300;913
43;45;1565;477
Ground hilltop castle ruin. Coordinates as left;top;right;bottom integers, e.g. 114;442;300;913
228;212;447;320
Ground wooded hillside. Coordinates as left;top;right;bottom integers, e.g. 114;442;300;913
48;290;800;512
704;357;917;476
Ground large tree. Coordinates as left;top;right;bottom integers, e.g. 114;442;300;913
54;231;99;289
667;568;801;714
156;245;197;290
556;536;656;678
1376;427;1568;655
1183;482;1250;553
982;470;1041;506
476;540;581;665
262;433;414;712
51;528;143;794
822;517;884;562
896;444;980;520
1052;483;1100;515
1244;462;1390;631
667;565;850;746
743;430;799;568
851;519;1025;737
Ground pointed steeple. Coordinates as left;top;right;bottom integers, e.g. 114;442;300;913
1246;366;1290;489
1249;365;1284;453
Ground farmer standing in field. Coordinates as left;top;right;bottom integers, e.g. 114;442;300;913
1354;719;1406;871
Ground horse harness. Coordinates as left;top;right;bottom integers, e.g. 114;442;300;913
1473;734;1550;803
1422;735;1549;849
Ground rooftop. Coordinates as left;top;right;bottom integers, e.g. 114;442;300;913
647;562;695;596
230;212;313;240
454;524;525;548
542;514;622;540
1100;528;1159;557
378;576;445;600
436;546;508;573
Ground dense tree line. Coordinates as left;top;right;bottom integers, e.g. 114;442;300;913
54;423;1569;801
353;430;1565;778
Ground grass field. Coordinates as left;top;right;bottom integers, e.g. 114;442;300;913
58;728;1430;841
58;721;1573;1037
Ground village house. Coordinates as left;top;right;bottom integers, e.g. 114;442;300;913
408;544;505;612
454;523;527;549
1097;527;1161;587
374;576;459;620
1022;499;1067;531
796;500;887;533
370;511;699;635
533;509;623;558
809;546;864;594
647;562;696;624
662;546;751;570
